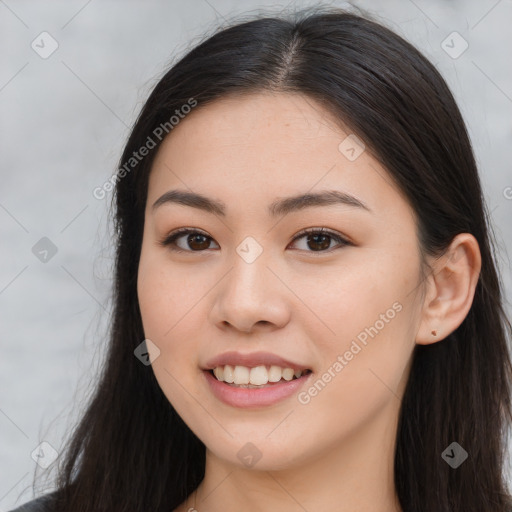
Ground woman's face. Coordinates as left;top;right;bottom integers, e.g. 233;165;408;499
137;92;425;470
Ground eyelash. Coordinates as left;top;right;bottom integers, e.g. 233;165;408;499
158;227;351;254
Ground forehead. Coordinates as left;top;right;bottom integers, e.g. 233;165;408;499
147;92;410;221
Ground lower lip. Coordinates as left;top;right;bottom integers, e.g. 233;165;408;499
203;370;311;408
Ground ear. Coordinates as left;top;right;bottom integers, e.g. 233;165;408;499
416;233;481;345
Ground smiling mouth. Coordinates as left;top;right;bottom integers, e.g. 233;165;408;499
208;365;312;388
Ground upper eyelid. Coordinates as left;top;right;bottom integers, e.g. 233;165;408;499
165;227;347;240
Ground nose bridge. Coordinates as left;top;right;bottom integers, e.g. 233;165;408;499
228;234;272;301
212;234;289;332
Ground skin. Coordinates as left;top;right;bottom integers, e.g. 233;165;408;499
136;92;481;512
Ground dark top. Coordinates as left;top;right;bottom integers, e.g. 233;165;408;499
9;492;57;512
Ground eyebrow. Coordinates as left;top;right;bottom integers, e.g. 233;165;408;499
152;189;371;217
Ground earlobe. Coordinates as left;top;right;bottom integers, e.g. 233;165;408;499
415;233;481;345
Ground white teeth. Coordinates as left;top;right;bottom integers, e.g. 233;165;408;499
282;368;294;381
249;366;268;385
223;364;234;383
213;366;224;380
211;364;309;386
268;365;282;382
233;365;250;385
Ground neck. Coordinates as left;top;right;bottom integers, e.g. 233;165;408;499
183;402;403;512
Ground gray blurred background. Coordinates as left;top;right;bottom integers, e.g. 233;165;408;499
1;0;511;509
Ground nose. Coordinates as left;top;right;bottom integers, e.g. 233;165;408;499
209;247;291;334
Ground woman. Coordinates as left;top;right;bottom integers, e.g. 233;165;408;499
11;6;512;512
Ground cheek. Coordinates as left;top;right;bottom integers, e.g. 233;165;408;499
137;256;198;397
299;251;416;402
293;307;414;451
137;255;206;416
294;249;411;343
137;245;196;340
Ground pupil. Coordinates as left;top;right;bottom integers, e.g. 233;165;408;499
189;234;209;250
308;234;330;251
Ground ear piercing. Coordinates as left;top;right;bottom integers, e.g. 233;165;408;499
431;329;437;337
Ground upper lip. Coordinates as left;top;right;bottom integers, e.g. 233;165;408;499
203;351;311;371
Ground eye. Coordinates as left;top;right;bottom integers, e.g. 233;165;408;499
159;227;351;254
159;228;219;252
289;227;351;253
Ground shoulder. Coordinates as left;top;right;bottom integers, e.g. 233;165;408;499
8;492;57;512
